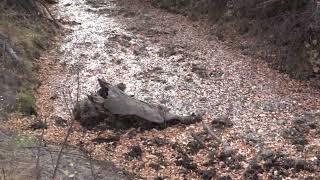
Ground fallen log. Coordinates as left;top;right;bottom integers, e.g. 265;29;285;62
74;79;202;129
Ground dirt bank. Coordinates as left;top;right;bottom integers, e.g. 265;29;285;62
0;2;56;119
150;0;320;81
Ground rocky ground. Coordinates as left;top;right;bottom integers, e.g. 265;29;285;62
2;0;320;179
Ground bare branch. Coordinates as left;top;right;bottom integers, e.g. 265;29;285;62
202;122;222;144
0;37;20;63
52;73;84;179
36;117;47;180
2;168;6;180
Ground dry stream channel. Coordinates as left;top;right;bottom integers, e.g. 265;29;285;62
28;0;320;178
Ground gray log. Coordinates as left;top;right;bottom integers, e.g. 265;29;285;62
74;78;202;128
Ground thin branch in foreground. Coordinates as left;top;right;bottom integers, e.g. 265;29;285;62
23;146;88;158
80;128;95;180
80;146;96;180
2;168;6;180
190;131;205;147
52;73;96;179
202;122;222;144
88;153;95;180
36;117;47;180
48;148;55;170
67;89;75;107
52;90;77;179
2;39;6;61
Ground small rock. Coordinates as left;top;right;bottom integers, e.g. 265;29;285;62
217;175;232;180
152;137;167;146
276;120;286;125
186;140;205;154
219;148;235;160
293;117;307;125
125;145;142;160
209;69;224;78
199;97;207;102
91;135;120;144
154;176;164;180
49;94;58;100
243;161;263;180
243;133;261;145
29;121;47;130
198;169;215;180
164;85;174;91
184;76;193;83
175;154;197;171
294;159;314;172
257;129;264;134
116;83;126;91
149;163;162;171
53;116;68;127
273;170;279;176
211;116;233;129
260;149;275;160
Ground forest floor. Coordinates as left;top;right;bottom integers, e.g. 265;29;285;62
0;128;132;180
2;0;320;179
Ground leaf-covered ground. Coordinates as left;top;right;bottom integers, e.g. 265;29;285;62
4;0;320;179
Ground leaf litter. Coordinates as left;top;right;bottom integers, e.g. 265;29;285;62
3;0;320;179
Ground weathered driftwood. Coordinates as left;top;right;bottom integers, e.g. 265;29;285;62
74;79;202;128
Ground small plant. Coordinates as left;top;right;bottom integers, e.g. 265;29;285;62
17;86;36;115
15;134;38;147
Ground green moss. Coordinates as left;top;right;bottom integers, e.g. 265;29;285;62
0;7;55;118
15;134;38;148
0;19;50;62
0;20;10;28
17;87;36;115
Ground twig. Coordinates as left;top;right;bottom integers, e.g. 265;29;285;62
2;39;6;62
1;168;5;180
23;146;89;158
35;0;59;27
79;128;95;180
88;153;95;180
0;35;20;62
52;91;76;179
62;90;73;119
76;71;80;104
202;122;222;144
36;117;47;180
52;73;82;179
190;131;205;147
68;89;75;107
48;148;55;169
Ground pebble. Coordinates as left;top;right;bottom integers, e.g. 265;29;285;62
257;129;263;134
